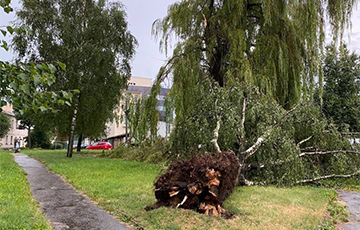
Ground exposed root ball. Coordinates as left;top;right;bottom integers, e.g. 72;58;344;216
145;150;240;217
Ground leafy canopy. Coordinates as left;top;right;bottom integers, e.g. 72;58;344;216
153;0;357;109
322;44;360;132
1;1;73;115
13;0;137;139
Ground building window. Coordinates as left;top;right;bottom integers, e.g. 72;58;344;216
6;136;8;145
10;136;13;145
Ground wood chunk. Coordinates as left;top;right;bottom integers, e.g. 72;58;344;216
205;168;217;179
188;186;197;194
169;191;179;197
176;195;188;208
208;190;217;198
195;188;203;195
207;178;220;187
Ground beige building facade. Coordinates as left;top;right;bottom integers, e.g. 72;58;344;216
105;76;171;148
106;76;152;147
0;104;27;149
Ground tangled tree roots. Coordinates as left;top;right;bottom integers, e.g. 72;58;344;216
145;150;240;217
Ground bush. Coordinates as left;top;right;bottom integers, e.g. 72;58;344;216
51;142;65;149
103;138;171;164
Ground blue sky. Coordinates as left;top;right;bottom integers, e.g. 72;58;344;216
1;1;359;82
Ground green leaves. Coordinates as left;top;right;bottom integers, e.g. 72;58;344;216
57;62;66;71
322;44;360;132
6;26;13;34
0;113;11;138
1;61;74;114
0;0;13;14
11;0;137;140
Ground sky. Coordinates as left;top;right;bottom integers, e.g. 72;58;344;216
1;1;360;81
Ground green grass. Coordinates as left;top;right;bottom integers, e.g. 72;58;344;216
0;150;52;230
23;150;338;230
322;177;360;192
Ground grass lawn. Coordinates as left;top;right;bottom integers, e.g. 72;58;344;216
0;150;52;230
23;149;337;230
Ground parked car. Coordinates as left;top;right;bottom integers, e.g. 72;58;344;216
85;142;113;150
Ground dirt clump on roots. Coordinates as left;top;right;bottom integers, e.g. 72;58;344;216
145;150;240;218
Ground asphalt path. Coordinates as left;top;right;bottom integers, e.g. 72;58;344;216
14;154;132;230
338;190;360;230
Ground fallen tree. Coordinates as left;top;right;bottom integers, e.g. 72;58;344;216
141;83;360;216
139;0;360;218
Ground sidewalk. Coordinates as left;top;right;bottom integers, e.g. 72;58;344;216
338;190;360;230
14;154;132;230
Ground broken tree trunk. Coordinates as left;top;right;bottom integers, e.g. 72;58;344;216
146;150;240;217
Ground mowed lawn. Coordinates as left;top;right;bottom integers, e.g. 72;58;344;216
24;150;334;230
0;151;52;230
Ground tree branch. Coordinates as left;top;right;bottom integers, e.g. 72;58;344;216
296;135;313;147
242;103;302;159
298;150;360;157
243;129;272;158
340;132;360;136
322;130;360;136
211;99;221;154
300;146;317;152
296;171;360;184
238;98;247;153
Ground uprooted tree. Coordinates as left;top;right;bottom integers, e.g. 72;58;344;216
141;0;360;216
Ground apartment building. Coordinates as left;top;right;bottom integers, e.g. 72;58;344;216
105;76;171;148
0;104;27;149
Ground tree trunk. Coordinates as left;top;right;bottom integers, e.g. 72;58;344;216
67;108;77;158
76;133;83;153
27;127;32;149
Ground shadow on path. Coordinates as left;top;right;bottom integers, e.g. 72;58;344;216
14;153;132;230
337;190;360;230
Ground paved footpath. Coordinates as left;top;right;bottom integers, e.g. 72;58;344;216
338;190;360;230
14;154;132;230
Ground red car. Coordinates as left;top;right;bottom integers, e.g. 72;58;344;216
85;141;113;150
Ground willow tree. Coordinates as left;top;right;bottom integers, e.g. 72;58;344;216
153;0;356;109
13;0;137;157
146;0;360;185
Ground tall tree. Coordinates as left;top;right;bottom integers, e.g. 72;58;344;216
322;44;360;132
13;0;137;157
153;0;356;109
142;0;360;185
149;0;358;152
